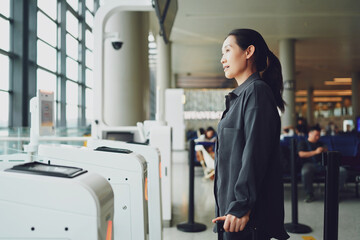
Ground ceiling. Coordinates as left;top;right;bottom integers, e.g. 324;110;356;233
169;0;360;93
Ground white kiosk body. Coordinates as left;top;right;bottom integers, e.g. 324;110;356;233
149;125;172;226
38;144;148;240
88;139;163;240
0;167;114;240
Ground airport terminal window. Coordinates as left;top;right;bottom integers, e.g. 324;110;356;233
66;80;79;127
0;0;11;127
67;0;79;13
0;55;10;127
35;0;99;128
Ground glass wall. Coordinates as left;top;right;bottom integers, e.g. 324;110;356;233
36;0;97;128
0;0;11;127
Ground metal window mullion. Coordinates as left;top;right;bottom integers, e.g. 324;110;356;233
11;0;29;127
0;13;10;20
0;49;15;57
37;7;57;24
66;3;82;20
28;0;37;110
58;0;67;127
79;0;86;127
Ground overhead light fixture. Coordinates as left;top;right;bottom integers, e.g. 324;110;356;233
324;81;351;86
296;90;352;96
323;78;352;86
296;97;343;103
333;78;352;83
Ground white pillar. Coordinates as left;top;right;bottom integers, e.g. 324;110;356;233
103;11;149;126
307;86;314;126
156;35;172;122
279;39;296;129
352;72;360;123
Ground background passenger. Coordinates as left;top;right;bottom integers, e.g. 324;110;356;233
298;125;347;203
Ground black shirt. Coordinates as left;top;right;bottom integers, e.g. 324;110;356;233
297;140;325;164
214;72;289;240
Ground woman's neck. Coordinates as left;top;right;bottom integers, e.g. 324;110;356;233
235;67;257;86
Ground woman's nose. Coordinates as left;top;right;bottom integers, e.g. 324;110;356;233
220;56;226;64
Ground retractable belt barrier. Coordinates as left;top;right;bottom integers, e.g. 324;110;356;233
177;139;207;232
284;138;312;233
322;151;341;240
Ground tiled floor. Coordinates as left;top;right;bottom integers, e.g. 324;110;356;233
164;150;360;240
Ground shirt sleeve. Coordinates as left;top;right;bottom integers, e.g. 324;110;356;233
297;140;307;152
225;87;278;218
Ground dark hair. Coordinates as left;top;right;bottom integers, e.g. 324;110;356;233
199;128;205;135
228;29;285;112
308;124;321;133
206;126;215;132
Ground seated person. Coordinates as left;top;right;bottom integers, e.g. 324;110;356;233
205;126;217;142
298;125;347;203
195;128;206;142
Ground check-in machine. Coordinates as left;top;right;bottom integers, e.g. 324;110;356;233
88;139;163;240
37;144;148;240
0;162;114;240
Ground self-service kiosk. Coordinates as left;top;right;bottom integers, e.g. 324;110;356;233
0;162;114;240
37;144;148;240
88;139;163;240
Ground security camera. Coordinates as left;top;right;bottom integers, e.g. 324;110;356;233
105;32;123;50
111;41;123;50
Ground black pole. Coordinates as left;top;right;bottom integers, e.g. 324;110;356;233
284;138;312;233
322;151;341;240
177;140;207;232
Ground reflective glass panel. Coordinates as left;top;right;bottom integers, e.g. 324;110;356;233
37;11;57;47
0;54;9;90
66;57;79;81
66;104;78;127
86;50;93;69
0;91;9;127
66;34;79;60
0;0;10;18
36;69;57;98
0;18;10;51
66;11;79;38
37;0;57;20
85;10;93;27
86;0;94;12
85;68;93;88
66;80;78;105
37;40;57;72
85;29;93;50
67;0;79;12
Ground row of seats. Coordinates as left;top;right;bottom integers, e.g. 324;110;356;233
281;134;360;170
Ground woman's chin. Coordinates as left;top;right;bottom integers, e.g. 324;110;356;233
224;72;234;79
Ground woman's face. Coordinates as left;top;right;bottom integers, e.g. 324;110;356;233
220;35;247;80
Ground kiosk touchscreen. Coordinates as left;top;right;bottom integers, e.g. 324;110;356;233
0;162;114;240
88;139;163;240
38;144;148;240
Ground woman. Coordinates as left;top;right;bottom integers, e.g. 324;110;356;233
212;29;289;240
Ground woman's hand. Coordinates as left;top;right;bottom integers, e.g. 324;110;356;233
212;210;251;232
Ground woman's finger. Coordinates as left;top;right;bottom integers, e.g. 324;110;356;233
229;215;237;232
239;217;249;231
211;216;226;223
223;216;231;232
235;218;242;232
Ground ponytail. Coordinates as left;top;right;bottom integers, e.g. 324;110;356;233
262;50;286;112
228;29;286;112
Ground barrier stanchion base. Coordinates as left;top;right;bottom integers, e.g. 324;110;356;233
177;222;207;232
284;223;312;233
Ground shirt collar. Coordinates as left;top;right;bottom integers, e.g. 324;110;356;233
231;72;261;97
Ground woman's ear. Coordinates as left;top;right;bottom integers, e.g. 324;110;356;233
246;45;255;59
